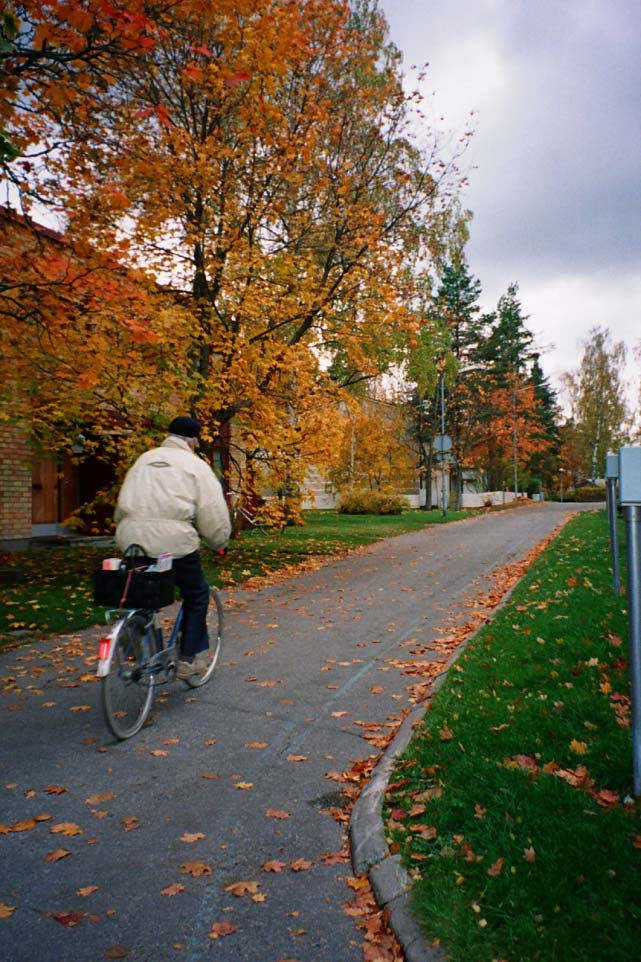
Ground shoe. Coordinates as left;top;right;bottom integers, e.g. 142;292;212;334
176;659;204;680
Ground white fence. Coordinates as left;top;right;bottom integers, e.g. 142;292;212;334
460;490;523;508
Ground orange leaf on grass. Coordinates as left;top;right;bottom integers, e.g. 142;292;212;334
487;857;504;877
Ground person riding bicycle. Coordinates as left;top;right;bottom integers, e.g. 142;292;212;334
114;416;231;680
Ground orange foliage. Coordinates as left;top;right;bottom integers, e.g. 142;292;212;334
2;0;462;509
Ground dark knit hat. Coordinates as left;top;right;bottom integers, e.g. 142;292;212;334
168;416;201;438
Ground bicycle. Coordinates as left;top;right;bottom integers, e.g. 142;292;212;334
94;558;223;740
231;499;269;535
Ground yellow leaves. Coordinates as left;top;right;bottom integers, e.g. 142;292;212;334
569;739;588;755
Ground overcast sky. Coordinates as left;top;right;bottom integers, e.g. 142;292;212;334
379;0;640;406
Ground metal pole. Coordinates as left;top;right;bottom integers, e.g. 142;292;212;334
623;504;641;796
440;374;447;517
606;478;621;594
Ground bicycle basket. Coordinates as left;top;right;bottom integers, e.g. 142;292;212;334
93;545;175;608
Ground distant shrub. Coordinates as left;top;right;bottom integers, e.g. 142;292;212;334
337;490;409;515
574;486;605;502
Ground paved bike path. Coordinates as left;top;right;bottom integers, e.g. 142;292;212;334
0;503;591;962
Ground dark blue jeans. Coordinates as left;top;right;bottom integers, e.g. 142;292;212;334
173;552;210;658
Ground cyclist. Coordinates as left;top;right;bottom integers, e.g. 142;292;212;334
114;416;231;679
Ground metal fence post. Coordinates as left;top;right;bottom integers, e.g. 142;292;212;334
623;503;641;796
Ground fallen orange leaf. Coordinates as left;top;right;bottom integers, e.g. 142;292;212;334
290;859;313;872
161;883;185;896
224;880;260;897
77;886;99;897
180;833;205;843
50;911;84;927
0;903;16;918
180;861;211;877
50;822;83;837
85;793;117;805
209;921;237;939
265;808;290;820
45;848;71;862
263;860;287;873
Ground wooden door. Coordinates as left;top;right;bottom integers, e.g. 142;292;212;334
32;457;59;524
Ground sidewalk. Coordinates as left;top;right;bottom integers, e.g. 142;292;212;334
0;503;589;962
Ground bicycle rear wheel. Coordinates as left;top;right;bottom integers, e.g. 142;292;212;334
101;614;155;739
184;589;223;688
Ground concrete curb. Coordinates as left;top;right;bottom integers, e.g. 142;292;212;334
349;682;449;962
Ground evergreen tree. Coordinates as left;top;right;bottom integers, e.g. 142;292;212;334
525;355;561;492
429;260;494;508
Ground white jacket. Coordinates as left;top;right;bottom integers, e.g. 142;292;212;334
114;436;231;559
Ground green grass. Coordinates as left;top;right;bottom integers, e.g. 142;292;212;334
0;508;471;643
385;510;641;962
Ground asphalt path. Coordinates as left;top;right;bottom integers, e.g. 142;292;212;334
0;502;593;962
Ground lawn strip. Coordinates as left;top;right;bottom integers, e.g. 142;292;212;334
384;511;640;962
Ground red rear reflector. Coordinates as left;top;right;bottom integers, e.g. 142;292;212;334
98;638;110;660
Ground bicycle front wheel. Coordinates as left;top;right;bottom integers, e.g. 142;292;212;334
184;589;223;689
101;614;155;739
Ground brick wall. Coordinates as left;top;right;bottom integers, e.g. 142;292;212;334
0;426;32;539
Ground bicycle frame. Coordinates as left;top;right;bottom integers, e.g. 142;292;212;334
97;607;183;679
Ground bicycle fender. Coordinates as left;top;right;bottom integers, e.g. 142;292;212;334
96;625;119;677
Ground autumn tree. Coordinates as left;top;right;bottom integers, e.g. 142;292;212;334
329;390;416;493
561;326;630;480
2;0;462;517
